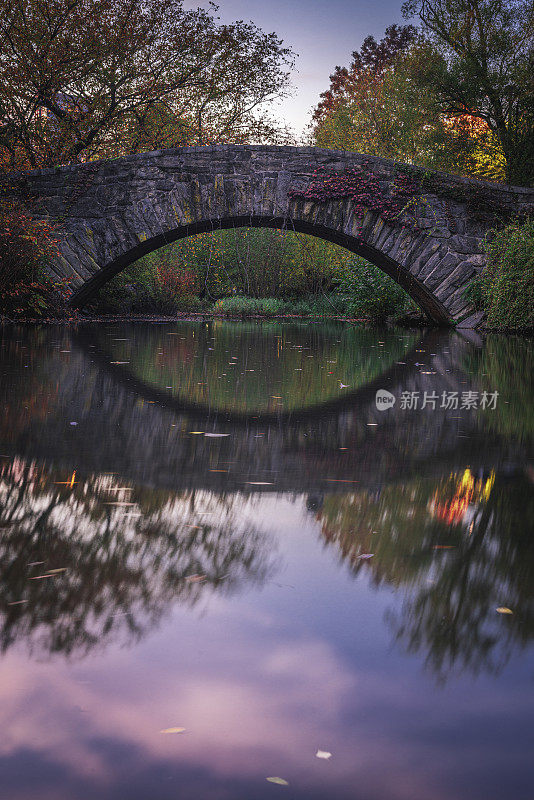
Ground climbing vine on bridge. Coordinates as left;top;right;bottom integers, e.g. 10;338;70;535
288;163;523;229
288;166;420;231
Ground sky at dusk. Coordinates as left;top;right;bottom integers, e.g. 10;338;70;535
188;0;408;139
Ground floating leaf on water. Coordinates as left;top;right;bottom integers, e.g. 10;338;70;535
496;607;514;614
47;568;67;574
185;574;206;583
204;433;230;438
160;727;186;734
357;553;374;560
315;750;332;760
189;431;204;435
266;777;289;786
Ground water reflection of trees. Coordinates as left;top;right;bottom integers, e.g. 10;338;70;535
467;335;534;441
98;321;417;412
312;469;534;681
0;458;276;659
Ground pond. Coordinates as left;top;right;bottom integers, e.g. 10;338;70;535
0;320;533;800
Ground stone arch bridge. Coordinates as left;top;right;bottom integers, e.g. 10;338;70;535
9;145;534;325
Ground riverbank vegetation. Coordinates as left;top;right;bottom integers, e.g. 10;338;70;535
0;0;532;328
0;195;68;317
88;227;416;323
464;218;534;332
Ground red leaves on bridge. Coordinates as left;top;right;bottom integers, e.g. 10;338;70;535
288;167;420;232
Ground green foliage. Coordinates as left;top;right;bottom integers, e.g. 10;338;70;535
213;297;290;317
312;20;511;183
173;296;209;313
93;228;415;321
94;227;352;309
313;40;452;169
402;0;534;186
479;218;534;330
462;277;485;310
335;257;416;321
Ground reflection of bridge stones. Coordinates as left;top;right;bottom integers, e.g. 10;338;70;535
0;329;522;492
8;146;534;325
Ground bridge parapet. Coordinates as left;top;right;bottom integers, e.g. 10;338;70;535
6;146;534;325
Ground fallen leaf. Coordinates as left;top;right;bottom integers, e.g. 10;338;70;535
316;750;332;760
160;727;186;734
266;777;289;786
496;607;513;614
185;574;206;583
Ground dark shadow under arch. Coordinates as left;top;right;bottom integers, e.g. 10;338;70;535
69;215;452;324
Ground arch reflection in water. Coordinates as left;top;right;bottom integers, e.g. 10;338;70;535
89;320;419;415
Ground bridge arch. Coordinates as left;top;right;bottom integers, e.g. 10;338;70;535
71;214;449;322
11;145;533;325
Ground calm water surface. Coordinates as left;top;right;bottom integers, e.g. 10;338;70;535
0;321;533;800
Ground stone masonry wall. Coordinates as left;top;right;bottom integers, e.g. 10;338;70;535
5;145;534;325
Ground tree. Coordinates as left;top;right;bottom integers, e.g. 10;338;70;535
312;26;452;165
0;0;294;170
402;0;534;186
312;25;417;128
